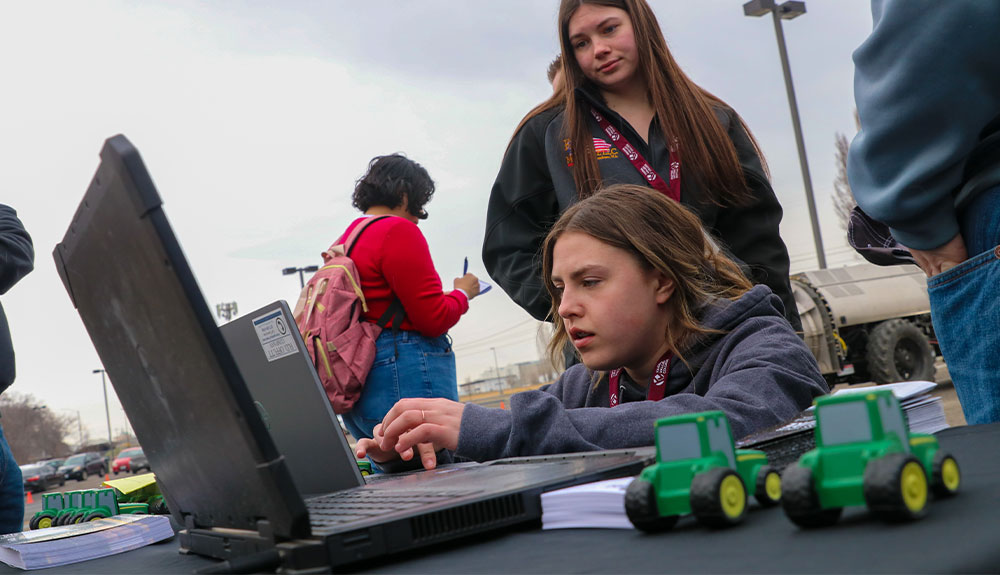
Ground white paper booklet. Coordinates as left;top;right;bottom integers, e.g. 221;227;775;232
0;515;173;570
541;476;635;530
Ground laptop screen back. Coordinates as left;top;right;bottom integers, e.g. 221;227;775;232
53;135;310;538
220;301;364;497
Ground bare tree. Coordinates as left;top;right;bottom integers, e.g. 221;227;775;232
0;393;72;463
833;110;861;231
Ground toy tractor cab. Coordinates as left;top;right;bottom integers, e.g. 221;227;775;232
782;389;960;528
625;411;781;532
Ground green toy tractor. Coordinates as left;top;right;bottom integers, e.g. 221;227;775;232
782;389;960;528
625;411;781;532
28;488;152;530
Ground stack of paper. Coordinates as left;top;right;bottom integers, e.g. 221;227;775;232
821;380;949;434
0;515;173;570
541;477;635;530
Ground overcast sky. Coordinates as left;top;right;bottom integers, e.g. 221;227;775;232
1;0;873;444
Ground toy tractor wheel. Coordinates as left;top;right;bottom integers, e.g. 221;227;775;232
866;319;935;384
70;511;88;524
864;453;929;521
781;464;843;528
54;513;73;526
690;468;747;528
29;513;54;530
931;451;961;498
148;498;170;515
624;478;678;533
754;465;782;507
84;510;110;522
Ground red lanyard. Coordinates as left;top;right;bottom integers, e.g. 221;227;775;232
589;106;681;203
608;351;672;407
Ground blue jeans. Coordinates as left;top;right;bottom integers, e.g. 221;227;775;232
0;420;23;534
928;185;1000;424
342;330;458;441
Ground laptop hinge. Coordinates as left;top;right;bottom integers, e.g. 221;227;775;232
178;521;277;561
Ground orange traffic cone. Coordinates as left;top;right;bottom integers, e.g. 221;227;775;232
105;473;111;481
24;491;33;504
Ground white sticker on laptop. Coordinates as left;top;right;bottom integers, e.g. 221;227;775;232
252;308;298;362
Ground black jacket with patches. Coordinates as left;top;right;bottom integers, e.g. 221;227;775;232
456;285;827;461
483;86;801;330
0;205;34;395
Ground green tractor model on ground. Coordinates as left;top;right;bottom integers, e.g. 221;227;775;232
625;411;782;532
782;389;960;527
28;488;159;530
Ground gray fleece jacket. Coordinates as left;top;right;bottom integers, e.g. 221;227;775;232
456;285;827;461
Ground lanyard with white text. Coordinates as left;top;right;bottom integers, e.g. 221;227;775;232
608;351;672;407
589;106;681;203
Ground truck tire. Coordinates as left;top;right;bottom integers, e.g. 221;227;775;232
866;319;936;384
624;478;678;532
690;468;747;528
781;464;842;528
754;465;782;507
863;453;929;521
931;451;961;498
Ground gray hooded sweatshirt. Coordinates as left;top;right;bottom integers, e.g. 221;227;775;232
456;285;827;462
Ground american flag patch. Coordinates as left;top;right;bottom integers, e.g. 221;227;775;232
593;138;612;153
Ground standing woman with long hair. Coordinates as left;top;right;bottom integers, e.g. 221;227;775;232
484;0;801;331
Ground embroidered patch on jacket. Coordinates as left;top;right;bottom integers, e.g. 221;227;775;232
593;138;620;161
563;138;574;167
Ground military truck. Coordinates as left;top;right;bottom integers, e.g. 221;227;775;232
792;263;938;386
781;390;960;528
624;411;781;532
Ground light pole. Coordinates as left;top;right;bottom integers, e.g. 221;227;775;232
282;265;320;289
92;369;114;451
491;347;503;391
743;0;827;269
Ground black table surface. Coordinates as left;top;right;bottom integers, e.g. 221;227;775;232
4;423;998;574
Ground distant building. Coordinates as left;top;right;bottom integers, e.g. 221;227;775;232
459;358;559;399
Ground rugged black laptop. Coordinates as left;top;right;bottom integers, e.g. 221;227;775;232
53;135;654;570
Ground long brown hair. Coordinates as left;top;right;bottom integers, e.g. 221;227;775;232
542;184;752;366
514;0;766;205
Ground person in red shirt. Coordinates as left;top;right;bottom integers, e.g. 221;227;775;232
339;154;481;441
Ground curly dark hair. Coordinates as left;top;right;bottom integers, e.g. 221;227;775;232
352;154;434;219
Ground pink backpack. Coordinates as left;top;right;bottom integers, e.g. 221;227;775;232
292;216;403;414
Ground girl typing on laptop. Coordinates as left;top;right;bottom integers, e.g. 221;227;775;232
356;184;828;471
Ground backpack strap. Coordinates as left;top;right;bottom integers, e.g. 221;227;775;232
376;297;406;360
376;297;406;330
344;215;392;257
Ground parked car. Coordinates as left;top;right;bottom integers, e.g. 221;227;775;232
39;458;64;470
112;447;150;475
58;452;107;481
20;462;66;493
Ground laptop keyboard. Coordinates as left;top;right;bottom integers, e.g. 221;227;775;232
306;490;470;526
